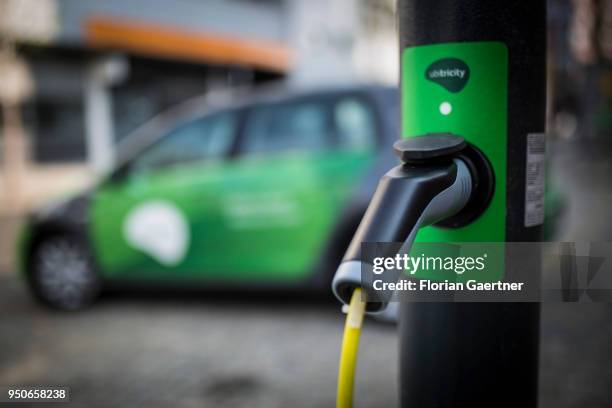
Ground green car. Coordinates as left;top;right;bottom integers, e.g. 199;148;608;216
19;85;400;310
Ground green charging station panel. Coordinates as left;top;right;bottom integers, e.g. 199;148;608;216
402;42;508;281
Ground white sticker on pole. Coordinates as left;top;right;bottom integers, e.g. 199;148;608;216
525;133;546;227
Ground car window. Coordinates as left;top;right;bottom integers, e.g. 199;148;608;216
132;111;236;171
242;100;330;154
334;97;377;150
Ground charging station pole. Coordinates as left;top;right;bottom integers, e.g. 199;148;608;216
397;1;546;407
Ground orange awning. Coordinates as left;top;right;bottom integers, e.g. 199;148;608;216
85;16;291;73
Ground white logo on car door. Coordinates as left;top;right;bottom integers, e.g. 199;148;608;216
123;200;190;266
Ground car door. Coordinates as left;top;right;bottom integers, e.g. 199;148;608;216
214;94;377;282
89;110;240;281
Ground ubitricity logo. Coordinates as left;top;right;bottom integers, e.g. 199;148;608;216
425;57;470;92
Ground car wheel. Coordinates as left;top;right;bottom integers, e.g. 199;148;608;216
29;234;101;310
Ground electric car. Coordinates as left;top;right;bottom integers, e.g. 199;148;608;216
18;84;400;310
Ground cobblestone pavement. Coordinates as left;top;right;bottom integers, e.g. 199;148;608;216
0;140;611;408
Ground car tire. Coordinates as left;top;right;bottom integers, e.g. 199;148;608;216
28;234;101;311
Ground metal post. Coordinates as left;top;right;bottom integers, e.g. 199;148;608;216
397;1;546;407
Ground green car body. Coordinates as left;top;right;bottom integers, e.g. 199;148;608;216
20;85;399;298
92;149;373;283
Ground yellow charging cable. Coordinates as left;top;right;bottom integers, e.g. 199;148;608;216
337;288;367;408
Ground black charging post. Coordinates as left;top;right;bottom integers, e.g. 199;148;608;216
397;1;546;407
